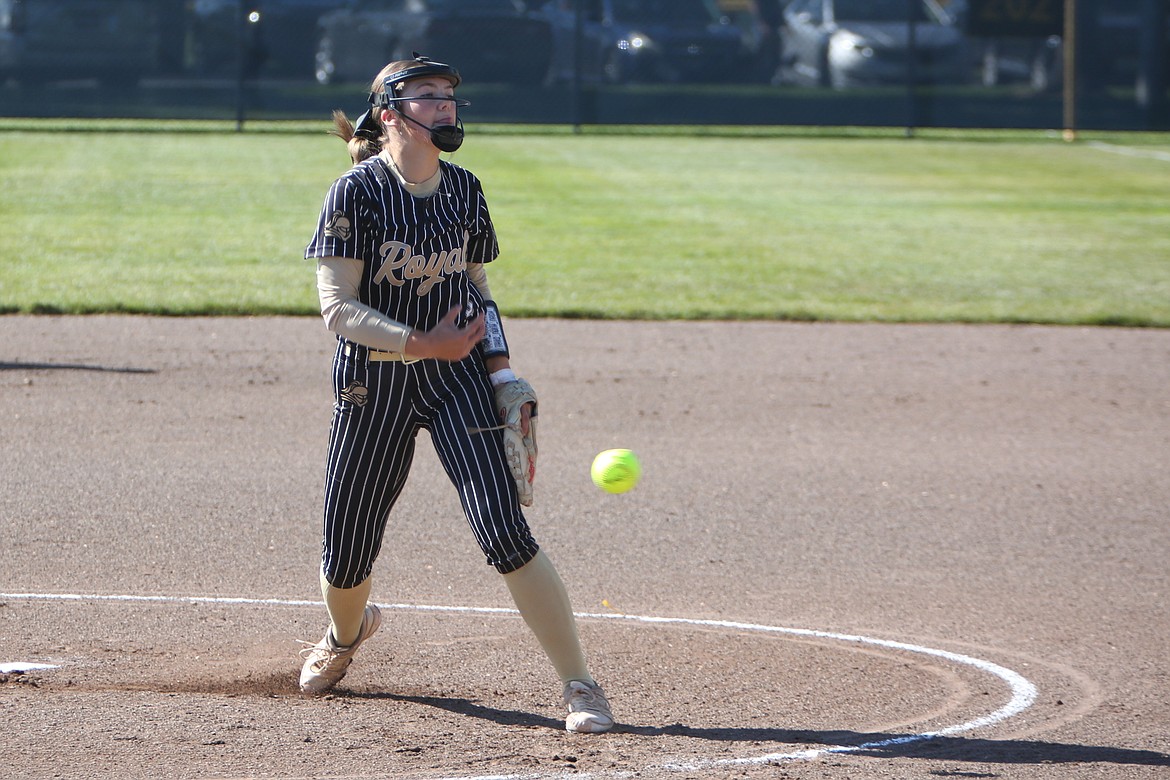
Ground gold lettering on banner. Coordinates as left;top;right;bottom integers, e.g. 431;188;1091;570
373;231;469;295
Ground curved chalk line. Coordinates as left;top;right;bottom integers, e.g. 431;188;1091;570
0;592;1037;777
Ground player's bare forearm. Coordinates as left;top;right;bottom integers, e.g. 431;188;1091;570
485;355;511;374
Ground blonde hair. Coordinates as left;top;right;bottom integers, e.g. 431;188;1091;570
330;59;419;165
329;110;375;164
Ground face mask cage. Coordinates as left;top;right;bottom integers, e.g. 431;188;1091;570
368;54;468;111
372;94;471;111
360;55;470;153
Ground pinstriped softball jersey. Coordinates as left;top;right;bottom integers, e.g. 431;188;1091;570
307;156;497;328
305;155;538;587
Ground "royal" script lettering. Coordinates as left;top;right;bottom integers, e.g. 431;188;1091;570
373;232;469;295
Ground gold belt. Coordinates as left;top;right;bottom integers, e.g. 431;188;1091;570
344;344;421;364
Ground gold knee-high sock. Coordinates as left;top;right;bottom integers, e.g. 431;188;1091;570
320;569;372;647
503;549;592;684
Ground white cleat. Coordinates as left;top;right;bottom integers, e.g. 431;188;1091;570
298;604;382;695
563;679;614;733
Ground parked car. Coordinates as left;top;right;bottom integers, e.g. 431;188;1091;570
314;0;553;86
956;0;1157;92
776;0;968;89
973;35;1060;91
188;0;347;78
0;0;159;85
537;0;753;85
713;0;784;82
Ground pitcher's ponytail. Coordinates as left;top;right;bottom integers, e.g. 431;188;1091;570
330;110;381;164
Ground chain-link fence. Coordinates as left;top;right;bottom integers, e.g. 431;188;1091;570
1;0;1167;131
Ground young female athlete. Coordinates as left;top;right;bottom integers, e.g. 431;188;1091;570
299;55;613;734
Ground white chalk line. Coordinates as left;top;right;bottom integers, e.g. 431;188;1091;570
0;661;59;674
1;591;1037;777
1087;141;1170;163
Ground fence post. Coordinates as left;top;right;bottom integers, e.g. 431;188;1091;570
572;0;585;133
235;0;246;130
1062;0;1077;140
905;0;918;137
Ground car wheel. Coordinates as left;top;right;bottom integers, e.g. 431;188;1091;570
315;36;336;85
981;43;1001;87
1030;48;1059;92
829;61;849;90
817;48;832;88
1029;57;1049;91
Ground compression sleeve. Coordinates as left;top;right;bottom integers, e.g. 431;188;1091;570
466;261;494;302
317;257;413;354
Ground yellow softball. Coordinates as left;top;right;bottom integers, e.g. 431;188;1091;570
591;449;642;494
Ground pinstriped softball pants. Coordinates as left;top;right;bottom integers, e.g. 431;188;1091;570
320;341;539;588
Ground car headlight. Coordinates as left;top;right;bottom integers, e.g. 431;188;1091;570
618;31;653;53
830;31;873;59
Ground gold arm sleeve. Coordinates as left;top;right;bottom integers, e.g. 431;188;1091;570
466;261;494;302
317;257;412;354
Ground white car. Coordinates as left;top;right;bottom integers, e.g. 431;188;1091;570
777;0;968;89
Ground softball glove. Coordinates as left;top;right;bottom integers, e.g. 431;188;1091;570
495;378;538;507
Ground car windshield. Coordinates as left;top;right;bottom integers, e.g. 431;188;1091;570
610;0;714;25
832;0;940;23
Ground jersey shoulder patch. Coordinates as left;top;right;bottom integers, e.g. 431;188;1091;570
323;210;353;241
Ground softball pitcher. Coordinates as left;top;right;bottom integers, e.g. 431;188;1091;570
299;55;613;734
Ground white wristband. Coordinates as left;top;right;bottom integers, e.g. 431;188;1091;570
489;368;516;387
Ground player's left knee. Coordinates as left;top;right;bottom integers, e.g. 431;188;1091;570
489;543;539;575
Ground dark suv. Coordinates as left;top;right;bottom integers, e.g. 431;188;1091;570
187;0;347;78
537;0;752;85
0;0;159;85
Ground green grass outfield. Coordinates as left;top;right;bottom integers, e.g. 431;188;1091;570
1;120;1168;325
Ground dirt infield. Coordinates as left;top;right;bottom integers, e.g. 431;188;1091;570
1;315;1168;780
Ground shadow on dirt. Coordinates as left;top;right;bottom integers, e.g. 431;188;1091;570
357;691;1170;769
28;676;1167;771
0;361;155;374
